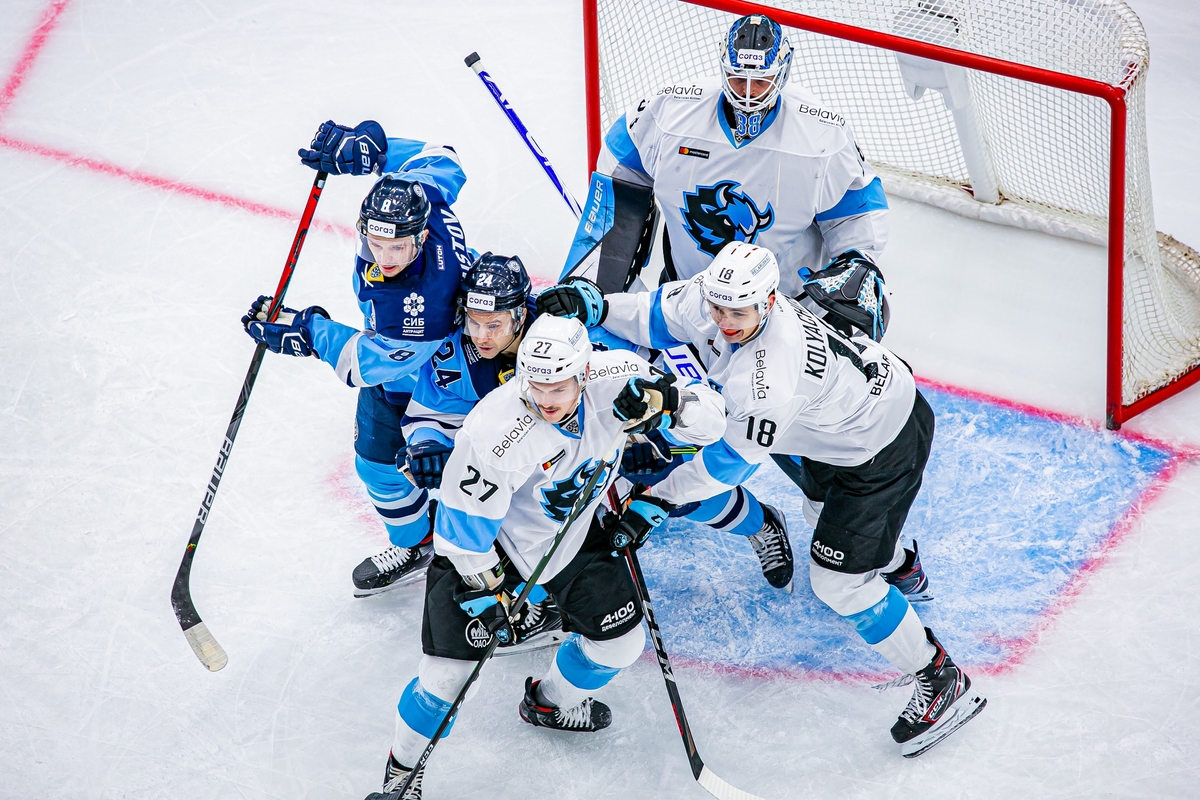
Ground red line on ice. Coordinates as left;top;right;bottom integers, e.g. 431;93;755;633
0;134;355;237
0;0;355;238
0;0;72;122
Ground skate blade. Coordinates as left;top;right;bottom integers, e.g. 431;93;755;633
900;691;986;758
905;590;934;603
495;629;567;657
352;567;429;598
780;578;795;594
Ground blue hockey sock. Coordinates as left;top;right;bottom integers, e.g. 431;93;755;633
685;485;764;537
355;455;430;547
397;677;458;739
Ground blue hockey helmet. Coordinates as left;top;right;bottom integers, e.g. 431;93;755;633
720;15;793;115
803;249;891;341
458;252;532;324
357;175;431;239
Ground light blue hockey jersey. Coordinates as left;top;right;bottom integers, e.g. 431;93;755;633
307;137;472;401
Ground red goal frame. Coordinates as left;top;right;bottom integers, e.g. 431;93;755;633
581;0;1198;429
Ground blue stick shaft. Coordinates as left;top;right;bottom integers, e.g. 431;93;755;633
466;53;582;219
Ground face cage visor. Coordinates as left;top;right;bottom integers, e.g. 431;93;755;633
463;307;523;344
720;52;790;115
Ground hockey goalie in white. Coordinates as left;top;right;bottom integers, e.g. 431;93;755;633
597;13;888;298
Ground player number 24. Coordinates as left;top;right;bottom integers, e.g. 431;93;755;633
745;416;776;447
459;465;498;501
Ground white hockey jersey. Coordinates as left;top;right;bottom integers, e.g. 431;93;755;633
598;77;888;298
433;349;725;581
602;278;915;506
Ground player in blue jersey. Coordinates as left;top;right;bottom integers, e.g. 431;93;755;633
243;120;472;597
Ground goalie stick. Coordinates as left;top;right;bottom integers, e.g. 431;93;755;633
170;171;328;672
382;427;630;799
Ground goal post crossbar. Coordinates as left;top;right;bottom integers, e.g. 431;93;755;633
581;0;1200;428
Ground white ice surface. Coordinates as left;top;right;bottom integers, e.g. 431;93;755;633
2;1;1199;798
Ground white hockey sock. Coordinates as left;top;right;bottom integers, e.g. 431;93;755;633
870;605;937;675
391;656;479;766
538;627;645;708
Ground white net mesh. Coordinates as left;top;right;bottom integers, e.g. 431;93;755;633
592;0;1200;409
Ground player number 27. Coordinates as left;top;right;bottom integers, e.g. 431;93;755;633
745;416;776;447
459;465;498;501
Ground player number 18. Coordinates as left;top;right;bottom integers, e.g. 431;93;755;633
745;416;776;447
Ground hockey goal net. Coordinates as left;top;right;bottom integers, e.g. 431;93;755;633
582;0;1200;428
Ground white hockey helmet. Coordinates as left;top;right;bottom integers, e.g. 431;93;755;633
701;241;780;316
517;315;592;386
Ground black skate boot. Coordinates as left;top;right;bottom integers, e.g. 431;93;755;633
353;503;436;598
496;595;566;656
518;677;612;732
747;504;794;592
890;628;986;758
883;540;933;602
363;751;423;799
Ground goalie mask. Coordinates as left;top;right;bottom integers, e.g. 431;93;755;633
803;249;890;341
517;315;592;423
721;15;793;122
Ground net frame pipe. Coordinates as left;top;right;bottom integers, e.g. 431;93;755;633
580;0;1197;428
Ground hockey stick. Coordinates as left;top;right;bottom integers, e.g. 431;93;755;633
464;52;582;218
170;171;328;671
462;56;710;404
388;427;629;798
621;543;767;800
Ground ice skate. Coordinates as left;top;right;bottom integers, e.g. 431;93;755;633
890;628;986;758
747;503;794;592
495;595;566;656
518;677;612;732
352;539;434;597
363;751;423;799
883;540;933;602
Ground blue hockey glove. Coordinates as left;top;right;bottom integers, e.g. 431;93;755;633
610;488;674;550
534;277;607;327
613;373;679;434
621;431;673;478
242;295;328;357
297;120;388;176
401;440;453;489
453;578;516;646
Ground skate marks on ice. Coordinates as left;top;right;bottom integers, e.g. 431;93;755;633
634;384;1184;680
327;384;1185;681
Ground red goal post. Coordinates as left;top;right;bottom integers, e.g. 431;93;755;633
582;0;1200;429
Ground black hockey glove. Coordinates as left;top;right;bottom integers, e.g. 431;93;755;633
802;249;890;342
453;580;516;647
613;373;679;434
401;440;453;489
242;295;329;357
610;487;675;551
621;431;673;478
297;120;388;176
534;277;607;327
